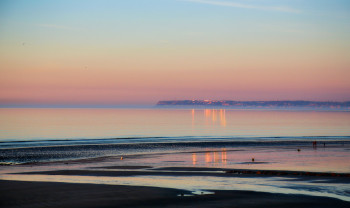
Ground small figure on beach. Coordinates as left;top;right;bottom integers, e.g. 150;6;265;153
297;149;300;152
252;158;255;162
120;156;123;160
312;141;317;148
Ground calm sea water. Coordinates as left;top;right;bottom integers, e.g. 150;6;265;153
1;108;350;163
1;108;350;140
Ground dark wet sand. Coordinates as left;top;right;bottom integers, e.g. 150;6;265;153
15;167;350;184
1;180;349;208
2;166;350;207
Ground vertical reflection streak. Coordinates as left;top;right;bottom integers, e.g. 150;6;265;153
212;109;217;123
196;149;228;167
222;148;227;165
220;109;226;127
192;153;197;165
192;109;195;127
214;151;219;163
203;109;226;127
205;151;212;163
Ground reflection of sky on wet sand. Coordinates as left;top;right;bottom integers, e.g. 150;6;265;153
1;171;349;202
120;146;350;173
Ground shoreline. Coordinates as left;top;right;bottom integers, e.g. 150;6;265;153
2;140;350;167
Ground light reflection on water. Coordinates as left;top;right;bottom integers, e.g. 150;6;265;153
203;109;226;127
121;146;350;173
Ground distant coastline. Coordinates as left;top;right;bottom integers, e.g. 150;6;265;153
157;100;350;109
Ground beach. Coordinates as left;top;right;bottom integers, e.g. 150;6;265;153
1;144;350;208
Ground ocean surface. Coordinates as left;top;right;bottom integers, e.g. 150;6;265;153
1;108;350;164
1;108;350;201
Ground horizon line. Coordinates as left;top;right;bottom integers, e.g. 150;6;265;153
1;100;350;109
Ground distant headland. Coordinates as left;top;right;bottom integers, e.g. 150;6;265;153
157;100;350;109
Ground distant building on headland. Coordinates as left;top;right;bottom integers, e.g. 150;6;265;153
156;100;350;109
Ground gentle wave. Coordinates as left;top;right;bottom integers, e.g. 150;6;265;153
1;136;350;164
1;136;350;149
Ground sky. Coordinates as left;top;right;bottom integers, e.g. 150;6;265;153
1;0;350;106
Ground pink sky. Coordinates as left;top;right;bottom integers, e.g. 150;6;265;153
1;0;350;105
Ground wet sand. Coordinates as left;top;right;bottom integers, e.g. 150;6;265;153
14;166;350;182
1;146;350;207
1;165;350;208
1;180;349;208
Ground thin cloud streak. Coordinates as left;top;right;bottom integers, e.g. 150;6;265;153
183;0;301;13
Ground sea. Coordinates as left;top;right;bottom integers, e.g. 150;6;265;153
1;107;350;164
1;107;350;201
